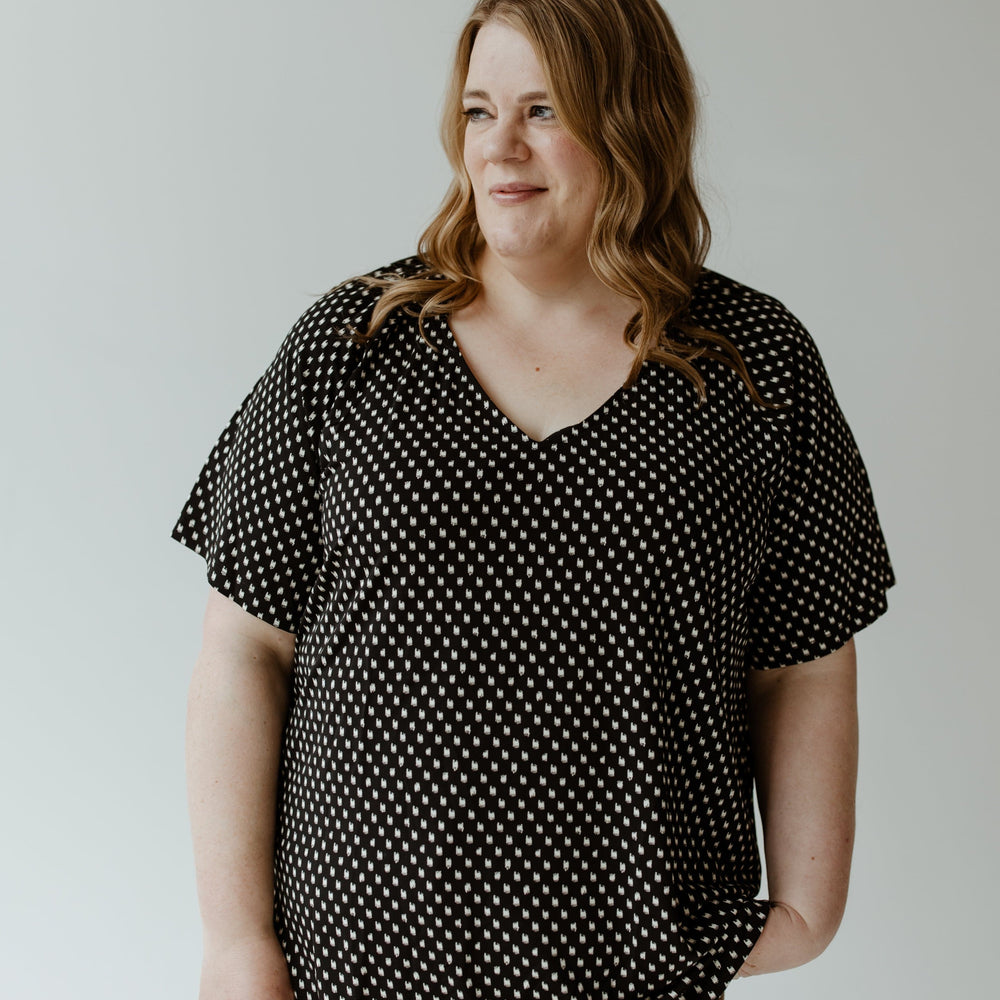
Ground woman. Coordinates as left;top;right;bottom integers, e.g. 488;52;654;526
173;1;895;998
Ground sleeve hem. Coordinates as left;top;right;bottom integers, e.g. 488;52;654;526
170;529;300;636
749;581;893;670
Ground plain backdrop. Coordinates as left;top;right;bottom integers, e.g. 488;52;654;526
2;1;997;997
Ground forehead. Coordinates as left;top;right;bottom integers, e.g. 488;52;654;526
465;20;546;87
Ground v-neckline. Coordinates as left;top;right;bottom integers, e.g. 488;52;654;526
438;312;643;447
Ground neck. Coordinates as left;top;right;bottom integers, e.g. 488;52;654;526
475;245;638;336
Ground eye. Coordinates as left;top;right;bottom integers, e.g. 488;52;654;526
461;107;490;122
528;105;557;120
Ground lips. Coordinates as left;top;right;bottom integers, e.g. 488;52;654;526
488;183;548;206
489;182;546;194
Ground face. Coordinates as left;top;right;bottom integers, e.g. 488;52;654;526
461;21;602;268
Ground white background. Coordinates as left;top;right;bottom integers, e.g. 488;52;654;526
2;1;996;997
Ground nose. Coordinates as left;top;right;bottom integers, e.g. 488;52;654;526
482;115;529;163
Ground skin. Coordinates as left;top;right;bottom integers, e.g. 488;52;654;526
461;20;602;287
738;638;859;977
185;18;860;998
452;19;644;441
187;589;295;999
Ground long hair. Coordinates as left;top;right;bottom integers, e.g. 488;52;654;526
340;0;778;409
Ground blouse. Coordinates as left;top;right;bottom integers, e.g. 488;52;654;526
171;254;896;999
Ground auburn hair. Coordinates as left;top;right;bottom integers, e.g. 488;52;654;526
338;0;779;409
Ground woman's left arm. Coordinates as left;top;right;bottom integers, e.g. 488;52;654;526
736;637;859;978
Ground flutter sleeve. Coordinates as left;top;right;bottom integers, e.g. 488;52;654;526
744;306;896;669
170;289;366;634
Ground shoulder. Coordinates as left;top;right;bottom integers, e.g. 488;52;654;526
280;253;430;367
297;253;428;333
687;266;832;405
363;253;435;283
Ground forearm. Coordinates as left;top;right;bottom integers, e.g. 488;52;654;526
185;641;292;948
739;640;859;977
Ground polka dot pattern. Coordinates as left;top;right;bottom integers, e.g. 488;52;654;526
171;255;895;999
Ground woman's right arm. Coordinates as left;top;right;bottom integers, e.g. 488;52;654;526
185;587;297;1000
736;638;859;980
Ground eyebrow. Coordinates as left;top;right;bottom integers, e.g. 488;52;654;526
461;89;550;103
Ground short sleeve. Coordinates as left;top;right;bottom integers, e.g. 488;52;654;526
170;292;365;634
744;309;896;669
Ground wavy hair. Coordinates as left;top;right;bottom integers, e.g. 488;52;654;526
340;0;779;409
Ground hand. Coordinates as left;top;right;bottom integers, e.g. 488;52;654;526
734;900;823;979
199;931;295;1000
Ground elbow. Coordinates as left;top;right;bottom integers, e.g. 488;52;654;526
810;903;847;958
773;850;853;960
782;894;848;961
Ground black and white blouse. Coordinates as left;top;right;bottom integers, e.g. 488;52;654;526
171;254;895;1000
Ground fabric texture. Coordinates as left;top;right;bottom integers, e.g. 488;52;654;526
171;255;896;999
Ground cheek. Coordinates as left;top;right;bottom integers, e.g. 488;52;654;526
549;138;601;198
462;132;480;181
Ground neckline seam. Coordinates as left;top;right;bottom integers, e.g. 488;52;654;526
438;312;641;447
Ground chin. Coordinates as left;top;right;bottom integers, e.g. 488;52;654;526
488;241;540;260
476;213;544;256
481;229;547;260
